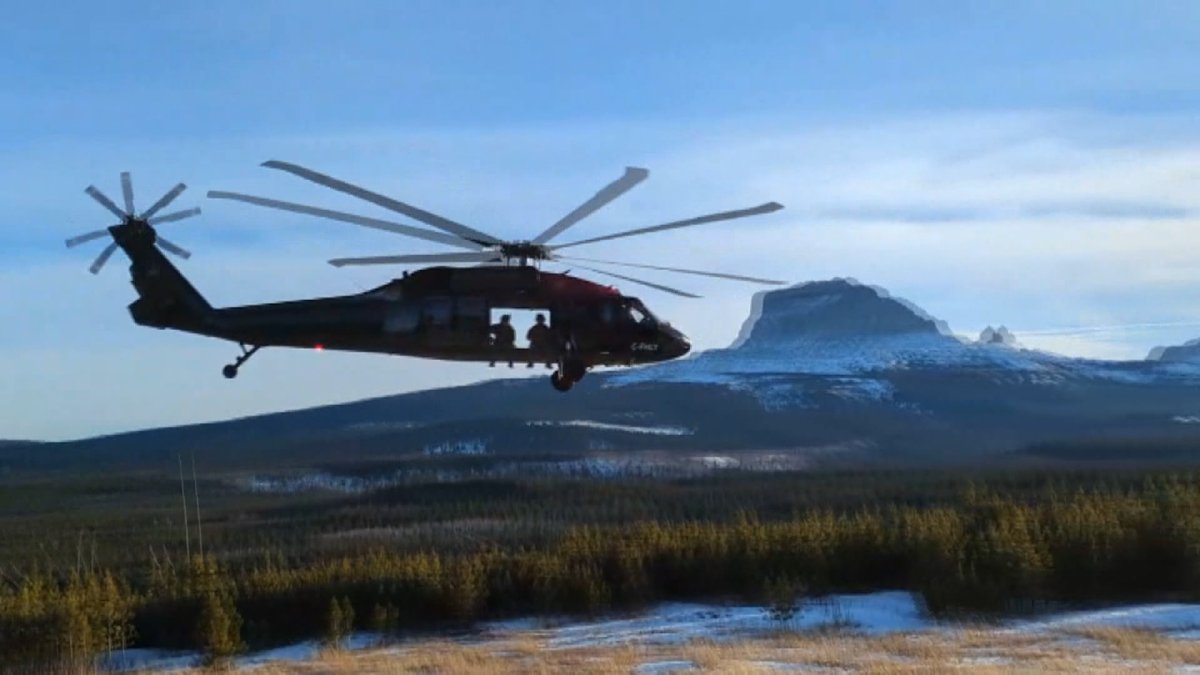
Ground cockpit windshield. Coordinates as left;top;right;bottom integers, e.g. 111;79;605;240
624;298;658;326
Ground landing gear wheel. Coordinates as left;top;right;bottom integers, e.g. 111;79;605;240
564;359;587;382
550;370;573;392
222;364;238;379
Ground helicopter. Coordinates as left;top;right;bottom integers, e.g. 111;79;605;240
65;163;785;391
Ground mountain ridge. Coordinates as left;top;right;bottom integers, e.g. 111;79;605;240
8;278;1200;471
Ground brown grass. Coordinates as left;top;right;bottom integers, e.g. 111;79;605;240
178;623;1200;673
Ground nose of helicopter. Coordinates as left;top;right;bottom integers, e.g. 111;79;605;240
663;330;691;359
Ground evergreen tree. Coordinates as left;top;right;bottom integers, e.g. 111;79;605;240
325;596;345;648
340;596;355;636
196;590;244;666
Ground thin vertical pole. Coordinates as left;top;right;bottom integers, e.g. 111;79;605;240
191;450;203;559
177;453;190;557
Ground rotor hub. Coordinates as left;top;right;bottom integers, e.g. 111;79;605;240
498;241;552;263
67;172;199;274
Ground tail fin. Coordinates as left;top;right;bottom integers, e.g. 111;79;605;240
112;222;215;333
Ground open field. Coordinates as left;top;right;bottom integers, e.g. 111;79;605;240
233;631;1199;674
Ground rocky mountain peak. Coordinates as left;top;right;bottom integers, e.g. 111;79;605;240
731;278;954;349
1147;338;1200;363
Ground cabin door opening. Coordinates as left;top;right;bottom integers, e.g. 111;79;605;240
488;307;550;349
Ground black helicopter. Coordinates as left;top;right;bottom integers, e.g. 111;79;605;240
66;163;784;391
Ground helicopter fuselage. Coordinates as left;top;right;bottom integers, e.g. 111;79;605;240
116;220;690;388
200;267;689;365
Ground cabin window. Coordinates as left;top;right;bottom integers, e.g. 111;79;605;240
599;302;617;325
383;306;420;333
457;297;487;320
423;297;453;327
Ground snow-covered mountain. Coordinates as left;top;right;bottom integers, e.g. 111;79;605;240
615;278;1200;386
612;279;1077;387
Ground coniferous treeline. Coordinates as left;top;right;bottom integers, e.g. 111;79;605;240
5;468;1200;668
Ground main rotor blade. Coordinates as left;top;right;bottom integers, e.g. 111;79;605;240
208;191;483;251
85;186;127;220
261;160;503;245
120;171;134;215
147;207;201;225
553;202;784;250
65;229;111;248
532;166;649;245
555;255;786;285
88;241;119;274
155;235;192;259
329;251;501;267
141;183;186;220
571;263;701;298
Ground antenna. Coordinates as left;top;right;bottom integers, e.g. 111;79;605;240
177;453;191;558
191;451;204;559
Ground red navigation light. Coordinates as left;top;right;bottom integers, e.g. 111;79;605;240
314;343;325;351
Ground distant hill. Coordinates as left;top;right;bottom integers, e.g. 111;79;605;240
1149;338;1200;364
7;278;1200;473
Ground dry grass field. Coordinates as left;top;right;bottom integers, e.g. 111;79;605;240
185;625;1200;673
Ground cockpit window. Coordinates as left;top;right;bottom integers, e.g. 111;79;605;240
624;298;657;326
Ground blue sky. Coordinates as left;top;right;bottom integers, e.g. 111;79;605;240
3;2;1200;439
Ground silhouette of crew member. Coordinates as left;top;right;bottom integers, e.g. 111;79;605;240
489;314;516;367
490;314;515;348
526;313;553;367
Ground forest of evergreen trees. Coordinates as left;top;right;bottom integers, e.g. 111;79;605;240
5;467;1200;669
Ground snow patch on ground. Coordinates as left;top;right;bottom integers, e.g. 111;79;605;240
1011;603;1200;637
240;453;760;494
634;660;697;673
527;420;694;436
728;377;811;411
693;455;739;469
241;472;384;494
235;640;321;666
99;648;197;672
488;591;928;650
343;421;423;434
102;593;1200;672
829;377;894;402
423;438;489;455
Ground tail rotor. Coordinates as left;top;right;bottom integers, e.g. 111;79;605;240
66;172;201;274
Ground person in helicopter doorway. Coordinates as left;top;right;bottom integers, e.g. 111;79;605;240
526;312;554;368
489;313;516;367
